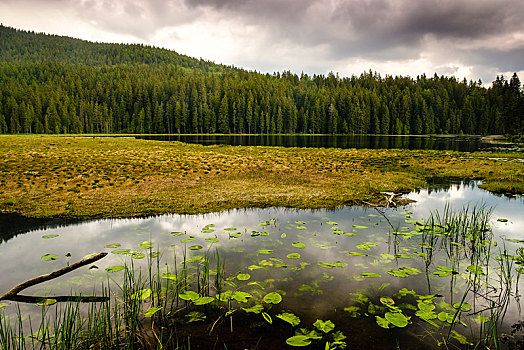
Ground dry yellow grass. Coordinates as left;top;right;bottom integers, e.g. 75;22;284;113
0;135;522;218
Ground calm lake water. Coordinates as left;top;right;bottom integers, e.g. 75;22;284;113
137;134;524;153
1;181;523;348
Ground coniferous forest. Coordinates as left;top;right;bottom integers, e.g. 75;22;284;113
0;25;522;135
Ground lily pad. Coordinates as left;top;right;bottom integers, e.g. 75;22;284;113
170;231;185;236
385;312;409;327
193;296;214;305
361;272;381;278
105;243;121;248
189;245;203;250
143;306;163;317
105;265;125;273
111;248;130;255
237;273;251;281
180;237;195;243
42;234;59;239
179;291;200;301
41;254;59;261
292;242;306;249
257;249;273;254
263;292;282;304
287;253;301;259
139;241;153;249
286;335;312;347
205;237;219;243
277;312;301;326
313;319;335;333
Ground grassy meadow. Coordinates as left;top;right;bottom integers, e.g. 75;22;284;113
0;135;522;218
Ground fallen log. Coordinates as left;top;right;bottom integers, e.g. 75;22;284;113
0;252;108;304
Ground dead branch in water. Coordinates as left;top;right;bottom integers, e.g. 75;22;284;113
0;252;108;304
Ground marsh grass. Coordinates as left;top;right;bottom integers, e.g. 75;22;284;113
0;135;522;218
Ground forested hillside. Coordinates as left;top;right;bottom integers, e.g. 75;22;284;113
0;25;522;135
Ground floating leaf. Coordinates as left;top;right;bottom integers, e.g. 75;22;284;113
170;231;185;236
450;330;473;345
229;232;242;238
139;241;153;249
232;291;252;303
313;319;335;333
380;297;395;307
385;312;409;328
281;233;287;238
292;242;306;249
132;288;151;300
433;266;457;277
105;265;125;273
376;316;390;329
179;291;200;301
83;253;98;259
205;237;219;243
201;228;215;233
36;299;57;306
247;265;263;270
263;292;282;304
41;254;58;261
237;273;251;281
395;253;413;259
189;245;203;250
180;237;195;243
42;234;59;239
277;312;301;326
296;225;307;230
143;306;163;317
130;251;145;259
105;243;121;248
353;225;368;229
286;335;312;347
161;273;177;280
497;218;508;222
262;312;272;324
111;248;130;255
326;221;338;226
344;306;361;317
287;253;301;259
193;296;214;305
257;249;273;254
467;265;485;275
242;304;264;314
224;227;237;231
361;272;381;278
347;251;368;256
453;302;472;312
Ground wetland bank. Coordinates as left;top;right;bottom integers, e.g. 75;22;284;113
0;135;523;349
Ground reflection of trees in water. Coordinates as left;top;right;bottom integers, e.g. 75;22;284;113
0;214;81;243
410;179;478;196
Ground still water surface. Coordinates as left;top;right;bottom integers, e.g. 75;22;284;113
138;134;524;153
0;181;523;348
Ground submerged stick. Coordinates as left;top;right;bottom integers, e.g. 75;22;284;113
0;252;107;302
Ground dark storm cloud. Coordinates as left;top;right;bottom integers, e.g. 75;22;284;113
1;0;523;80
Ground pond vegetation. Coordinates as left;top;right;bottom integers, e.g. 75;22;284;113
1;187;523;348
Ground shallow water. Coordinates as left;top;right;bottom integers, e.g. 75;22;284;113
0;181;523;348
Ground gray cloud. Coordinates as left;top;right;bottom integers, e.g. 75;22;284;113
1;0;523;81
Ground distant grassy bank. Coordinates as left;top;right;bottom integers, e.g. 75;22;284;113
0;135;522;218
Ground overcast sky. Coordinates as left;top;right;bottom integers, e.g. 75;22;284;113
2;0;524;84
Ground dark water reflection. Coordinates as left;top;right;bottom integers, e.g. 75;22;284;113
0;182;523;348
137;134;524;153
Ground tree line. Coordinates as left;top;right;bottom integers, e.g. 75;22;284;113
0;25;522;135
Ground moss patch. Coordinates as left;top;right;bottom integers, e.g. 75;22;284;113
0;135;522;218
